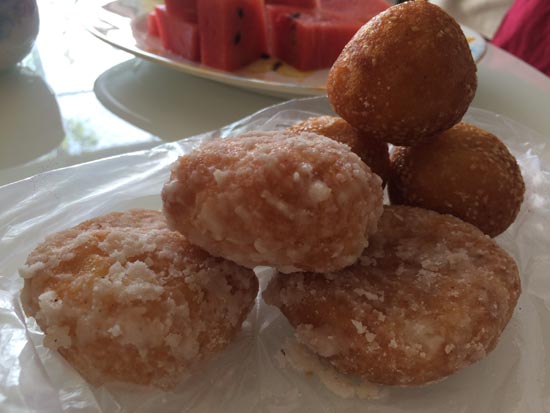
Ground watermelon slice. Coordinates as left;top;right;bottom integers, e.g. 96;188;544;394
266;5;362;71
165;0;198;22
147;11;159;37
265;0;318;8
197;0;268;71
155;5;201;62
319;0;390;22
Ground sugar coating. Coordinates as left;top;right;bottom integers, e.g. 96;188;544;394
264;205;521;386
277;338;385;400
162;131;384;273
327;0;477;146
388;122;525;237
287;116;390;186
20;209;258;389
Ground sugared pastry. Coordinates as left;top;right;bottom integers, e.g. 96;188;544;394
162;131;384;273
388;122;525;237
265;205;520;385
20;209;258;389
327;0;477;146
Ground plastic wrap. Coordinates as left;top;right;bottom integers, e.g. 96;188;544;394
0;97;549;413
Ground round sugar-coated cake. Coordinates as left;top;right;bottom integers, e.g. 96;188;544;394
264;205;521;385
162;131;384;273
327;0;477;146
388;122;525;237
20;209;258;389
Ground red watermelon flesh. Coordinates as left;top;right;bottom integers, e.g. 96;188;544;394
265;0;318;8
155;5;201;62
266;5;362;71
165;0;198;22
197;0;268;71
147;11;159;37
319;0;390;22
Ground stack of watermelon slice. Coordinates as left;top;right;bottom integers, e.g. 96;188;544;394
148;0;390;72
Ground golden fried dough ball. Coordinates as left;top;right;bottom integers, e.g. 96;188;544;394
388;122;525;237
288;116;390;185
327;0;477;146
264;205;520;386
162;131;384;274
20;209;258;389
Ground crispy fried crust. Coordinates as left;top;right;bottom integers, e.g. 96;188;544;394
162;131;384;273
264;205;520;385
20;209;258;389
288;116;390;186
388;122;525;237
327;0;477;146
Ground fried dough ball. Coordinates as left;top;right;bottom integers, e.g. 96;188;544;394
388;122;525;237
288;116;390;185
20;209;258;389
264;205;521;386
162;131;384;274
327;0;477;146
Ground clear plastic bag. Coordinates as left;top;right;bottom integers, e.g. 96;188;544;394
1;97;549;413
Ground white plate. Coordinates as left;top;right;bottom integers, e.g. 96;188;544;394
83;0;487;98
93;58;283;140
0;97;549;412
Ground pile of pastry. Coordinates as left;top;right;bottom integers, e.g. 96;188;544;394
20;0;523;392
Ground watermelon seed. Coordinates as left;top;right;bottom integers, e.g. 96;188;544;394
234;32;241;45
261;53;270;59
272;61;282;71
237;7;244;18
290;12;301;19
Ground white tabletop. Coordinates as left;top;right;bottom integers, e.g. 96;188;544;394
0;0;549;188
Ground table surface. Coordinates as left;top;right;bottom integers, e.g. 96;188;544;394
0;0;549;188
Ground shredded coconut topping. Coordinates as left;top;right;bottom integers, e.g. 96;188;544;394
265;205;521;386
161;131;384;273
20;209;259;389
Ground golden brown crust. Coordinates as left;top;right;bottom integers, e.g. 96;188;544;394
264;205;521;385
162;131;384;273
20;209;258;389
388;122;525;237
327;0;477;146
288;116;390;186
